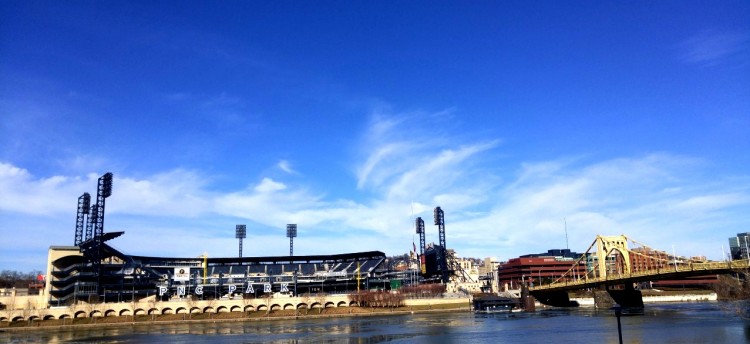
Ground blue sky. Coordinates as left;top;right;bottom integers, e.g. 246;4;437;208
1;1;748;272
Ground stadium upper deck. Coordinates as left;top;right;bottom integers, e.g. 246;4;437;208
46;241;386;305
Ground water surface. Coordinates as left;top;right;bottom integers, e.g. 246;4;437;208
3;302;748;343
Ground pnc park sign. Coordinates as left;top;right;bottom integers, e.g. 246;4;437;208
158;267;292;296
157;283;291;297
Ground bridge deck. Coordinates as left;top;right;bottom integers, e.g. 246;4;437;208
530;260;750;293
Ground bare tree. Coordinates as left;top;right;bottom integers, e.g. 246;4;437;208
185;295;198;320
399;284;446;299
21;300;33;326
240;293;255;317
314;292;327;314
147;295;159;321
301;293;312;315
33;302;48;326
349;290;404;309
205;295;217;319
4;292;16;326
0;270;44;288
262;293;273;316
83;295;99;324
348;290;365;307
714;273;750;318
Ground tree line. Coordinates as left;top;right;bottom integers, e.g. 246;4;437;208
0;270;44;288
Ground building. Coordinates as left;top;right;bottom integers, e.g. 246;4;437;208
729;233;750;260
44;172;396;307
480;257;500;275
629;247;671;272
445;254;482;294
46;239;387;306
521;249;582;260
497;249;587;291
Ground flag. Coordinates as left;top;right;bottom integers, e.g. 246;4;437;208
413;242;417;254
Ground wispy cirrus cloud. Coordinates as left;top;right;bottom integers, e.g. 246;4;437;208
449;154;749;259
679;31;749;66
277;160;298;175
355;110;498;202
162;91;256;133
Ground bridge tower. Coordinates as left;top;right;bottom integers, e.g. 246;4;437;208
595;235;632;278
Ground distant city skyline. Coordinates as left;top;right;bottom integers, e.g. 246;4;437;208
1;2;748;272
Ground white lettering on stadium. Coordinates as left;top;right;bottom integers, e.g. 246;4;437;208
158;283;290;296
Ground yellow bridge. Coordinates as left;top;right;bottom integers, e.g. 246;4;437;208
531;259;750;292
527;235;748;307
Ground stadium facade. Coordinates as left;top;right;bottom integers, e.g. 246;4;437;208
46;240;388;306
43;172;469;306
46;172;396;306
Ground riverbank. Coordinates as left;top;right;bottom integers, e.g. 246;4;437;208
570;290;717;306
0;291;719;332
0;301;471;333
4;300;746;343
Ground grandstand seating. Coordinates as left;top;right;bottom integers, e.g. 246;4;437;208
47;244;387;305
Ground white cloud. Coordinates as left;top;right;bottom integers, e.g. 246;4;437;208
385;142;498;201
1;116;749;272
214;177;328;228
356;143;407;189
673;193;747;212
447;154;749;260
0;162;91;216
277;160;297;175
108;169;212;217
254;178;286;193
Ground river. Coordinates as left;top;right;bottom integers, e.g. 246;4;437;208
3;302;748;343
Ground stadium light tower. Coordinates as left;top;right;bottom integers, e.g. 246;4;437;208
74;193;91;246
434;206;449;283
236;225;246;258
93;172;113;239
415;217;425;258
286;224;297;256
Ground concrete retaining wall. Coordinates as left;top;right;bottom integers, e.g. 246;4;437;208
571;292;717;307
